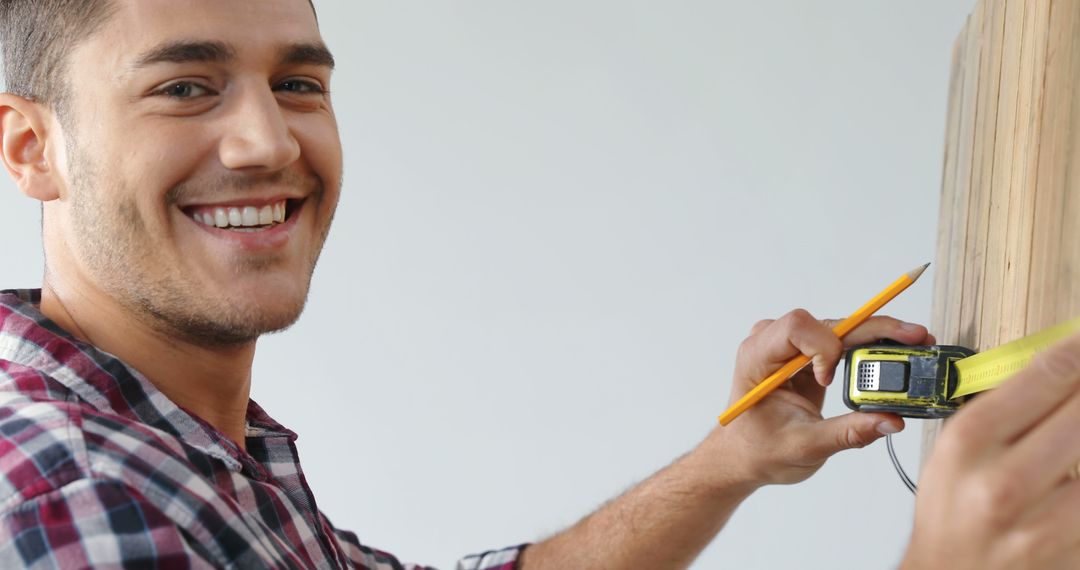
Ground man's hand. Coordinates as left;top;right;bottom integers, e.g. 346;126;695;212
902;332;1080;570
696;309;935;488
520;309;934;569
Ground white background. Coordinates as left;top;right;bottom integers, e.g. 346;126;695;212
1;1;976;568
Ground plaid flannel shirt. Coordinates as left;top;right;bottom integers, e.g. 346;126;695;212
0;289;524;569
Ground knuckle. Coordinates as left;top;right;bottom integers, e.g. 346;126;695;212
968;473;1023;527
749;319;774;336
780;309;814;335
789;308;813;324
736;335;757;363
837;425;870;450
819;318;843;330
1007;526;1062;566
1032;347;1080;385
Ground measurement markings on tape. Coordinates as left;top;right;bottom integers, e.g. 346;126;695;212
952;317;1080;398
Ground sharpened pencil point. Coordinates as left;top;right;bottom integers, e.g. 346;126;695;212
908;263;930;282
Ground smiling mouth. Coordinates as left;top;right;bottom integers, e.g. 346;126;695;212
183;199;304;232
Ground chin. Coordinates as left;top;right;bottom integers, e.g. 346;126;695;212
171;302;306;348
227;288;309;334
138;283;310;349
246;300;308;335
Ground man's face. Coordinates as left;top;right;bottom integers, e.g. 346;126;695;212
52;0;342;346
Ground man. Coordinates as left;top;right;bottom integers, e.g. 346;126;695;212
1;0;1078;568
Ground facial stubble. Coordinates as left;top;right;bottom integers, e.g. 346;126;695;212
63;138;335;349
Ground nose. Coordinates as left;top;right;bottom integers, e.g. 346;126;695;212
218;84;301;172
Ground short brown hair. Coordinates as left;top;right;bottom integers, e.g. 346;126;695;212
1;0;320;109
0;0;117;107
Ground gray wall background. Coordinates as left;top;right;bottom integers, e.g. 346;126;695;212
1;1;976;567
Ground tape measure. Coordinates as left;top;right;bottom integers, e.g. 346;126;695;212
843;316;1080;418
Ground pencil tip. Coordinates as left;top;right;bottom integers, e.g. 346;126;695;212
909;262;931;281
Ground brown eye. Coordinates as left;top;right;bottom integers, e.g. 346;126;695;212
276;80;324;94
157;82;212;99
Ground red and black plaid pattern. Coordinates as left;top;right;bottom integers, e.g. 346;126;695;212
0;289;523;569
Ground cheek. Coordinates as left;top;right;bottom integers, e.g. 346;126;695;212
294;117;343;188
67;173;147;245
120;136;210;219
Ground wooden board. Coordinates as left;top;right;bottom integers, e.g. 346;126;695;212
922;0;1077;467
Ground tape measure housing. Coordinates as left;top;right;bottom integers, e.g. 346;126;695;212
842;317;1080;418
843;344;976;418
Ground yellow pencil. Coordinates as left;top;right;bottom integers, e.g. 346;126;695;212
718;262;930;426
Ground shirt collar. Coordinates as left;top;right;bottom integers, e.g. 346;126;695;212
0;289;296;471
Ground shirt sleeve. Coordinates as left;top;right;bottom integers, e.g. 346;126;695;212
455;545;529;570
0;478;217;569
330;524;528;570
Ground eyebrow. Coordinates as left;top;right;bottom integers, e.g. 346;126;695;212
280;43;336;70
129;40;335;71
132;40;237;69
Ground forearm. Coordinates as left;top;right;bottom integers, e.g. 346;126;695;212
517;314;926;569
519;429;758;570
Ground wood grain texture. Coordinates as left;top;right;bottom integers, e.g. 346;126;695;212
922;0;1077;467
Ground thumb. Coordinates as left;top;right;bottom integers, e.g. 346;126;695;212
798;412;904;461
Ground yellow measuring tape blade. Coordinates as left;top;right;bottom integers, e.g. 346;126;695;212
951;316;1080;399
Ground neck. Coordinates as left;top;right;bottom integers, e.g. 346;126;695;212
40;273;255;452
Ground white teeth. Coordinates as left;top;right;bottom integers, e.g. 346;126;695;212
191;199;290;230
241;206;259;227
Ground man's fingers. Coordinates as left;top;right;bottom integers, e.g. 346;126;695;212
829;315;933;348
948;332;1080;452
790;368;828;409
735;313;934;397
795;411;904;462
735;309;842;390
818;315;932;384
992;354;1080;496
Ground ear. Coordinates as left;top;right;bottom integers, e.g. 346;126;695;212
0;93;63;202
